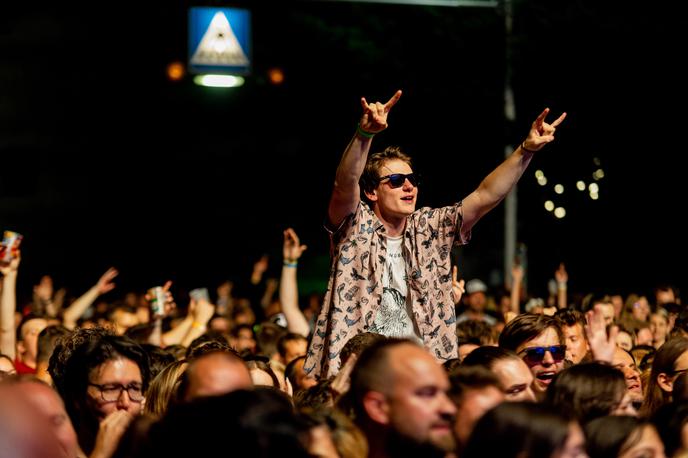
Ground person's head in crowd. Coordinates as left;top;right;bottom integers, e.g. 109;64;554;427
298;407;368;458
1;375;80;458
461;402;586;458
34;324;70;385
583;294;615;326
139;344;175;381
176;350;251;402
164;344;186;361
651;400;688;458
610;292;625;320
339;332;387;367
448;365;504;452
229;323;257;355
462;346;536;402
208;314;232;334
636;324;654;347
123;323;156;344
231;302;256;327
641;337;688;418
655;284;681;308
50;329;150;455
342;338;456;458
143;388;311;457
108;304;140;335
286;355;317;392
255;321;288;363
555;309;590;364
545;362;636;423
625;294;651;323
456;319;496;360
184;330;232;360
144;359;188;418
294;378;338;410
650;309;670;349
664;302;683;335
0;381;64;458
243;355;281;389
464;279;488;313
585;416;664;458
616;326;635;351
15;313;49;372
612;346;644;407
278;332;308;366
499;313;565;400
0;353;17;380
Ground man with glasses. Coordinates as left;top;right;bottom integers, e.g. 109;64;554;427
499;314;566;401
305;90;566;379
50;329;150;456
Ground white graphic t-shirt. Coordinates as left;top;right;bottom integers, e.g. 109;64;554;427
369;235;421;340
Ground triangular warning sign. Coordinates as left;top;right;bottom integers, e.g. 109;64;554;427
190;12;249;66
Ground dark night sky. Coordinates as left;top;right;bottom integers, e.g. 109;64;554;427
1;1;685;303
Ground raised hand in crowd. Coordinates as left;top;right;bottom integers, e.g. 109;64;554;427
280;228;310;337
585;306;619;363
0;253;20;360
555;262;568;309
451;265;466;306
63;267;119;330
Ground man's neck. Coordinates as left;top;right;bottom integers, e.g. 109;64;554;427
373;207;407;237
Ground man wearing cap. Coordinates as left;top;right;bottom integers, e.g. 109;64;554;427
457;279;497;326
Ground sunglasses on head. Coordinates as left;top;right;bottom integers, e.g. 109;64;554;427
377;173;418;188
519;345;567;366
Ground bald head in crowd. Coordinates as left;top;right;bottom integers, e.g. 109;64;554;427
179;351;252;401
343;338;457;458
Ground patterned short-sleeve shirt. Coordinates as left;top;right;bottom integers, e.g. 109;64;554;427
304;200;469;379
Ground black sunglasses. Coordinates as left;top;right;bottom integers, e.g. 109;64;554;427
519;345;567;366
377;173;418;188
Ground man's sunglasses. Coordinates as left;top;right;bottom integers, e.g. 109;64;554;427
377;173;418;188
518;345;567;366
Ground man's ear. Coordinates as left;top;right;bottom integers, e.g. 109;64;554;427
364;188;378;203
658;372;675;393
362;391;390;425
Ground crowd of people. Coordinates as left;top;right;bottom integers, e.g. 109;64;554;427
0;91;685;458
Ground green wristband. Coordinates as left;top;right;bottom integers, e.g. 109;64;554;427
356;123;375;139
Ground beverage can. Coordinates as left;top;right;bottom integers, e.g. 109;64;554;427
0;230;23;264
148;286;166;318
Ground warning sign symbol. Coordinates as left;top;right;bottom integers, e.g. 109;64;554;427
190;12;249;67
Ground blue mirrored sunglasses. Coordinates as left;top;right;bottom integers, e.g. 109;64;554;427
519;345;567;366
377;173;418;188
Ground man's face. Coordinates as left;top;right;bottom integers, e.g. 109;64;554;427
233;328;256;353
453;386;504;446
383;345;457;454
366;159;418;219
467;292;487;312
19;318;48;365
563;323;588;364
491;357;536;402
515;327;565;398
612;347;643;401
283;339;307;365
19;382;79;458
86;357;144;420
650;313;668;343
292;357;317;390
594;303;615;326
616;331;633;351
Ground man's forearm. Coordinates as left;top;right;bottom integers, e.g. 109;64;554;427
1;274;17;359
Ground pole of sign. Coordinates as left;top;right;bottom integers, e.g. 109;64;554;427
503;0;517;289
